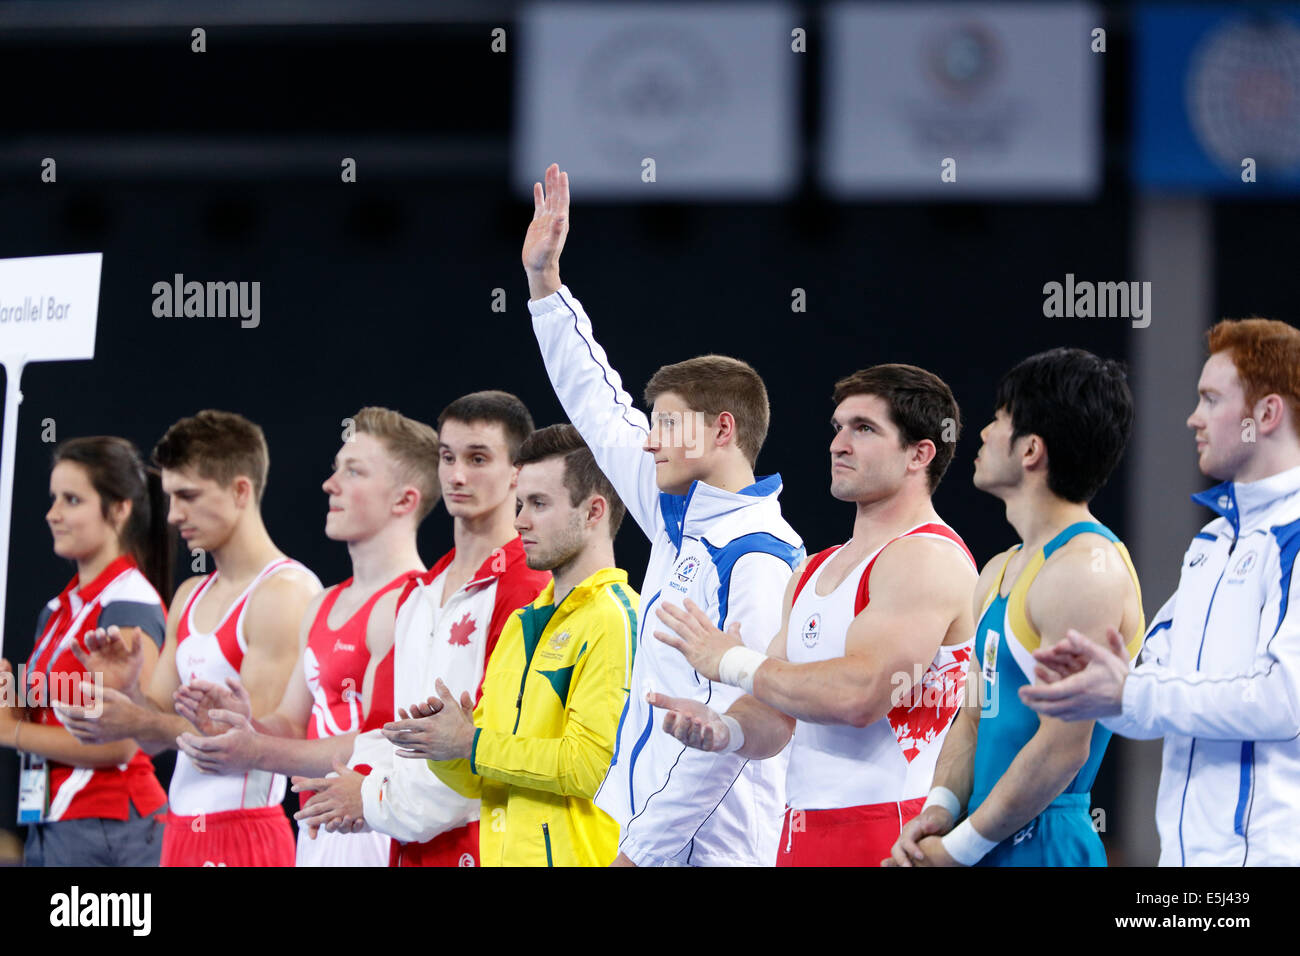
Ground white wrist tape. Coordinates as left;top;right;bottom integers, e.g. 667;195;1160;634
941;818;998;867
718;646;767;694
719;715;745;754
923;786;962;820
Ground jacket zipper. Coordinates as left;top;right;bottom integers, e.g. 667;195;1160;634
542;823;553;867
513;627;541;734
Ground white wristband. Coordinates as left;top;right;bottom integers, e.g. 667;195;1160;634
923;786;962;821
718;646;767;694
718;715;745;754
941;818;998;867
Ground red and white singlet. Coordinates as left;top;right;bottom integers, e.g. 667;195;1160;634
295;573;413;867
778;522;975;865
169;558;320;817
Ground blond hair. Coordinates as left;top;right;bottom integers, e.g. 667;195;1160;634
352;407;441;522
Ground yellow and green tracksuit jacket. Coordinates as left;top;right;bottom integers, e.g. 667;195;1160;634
430;567;638;866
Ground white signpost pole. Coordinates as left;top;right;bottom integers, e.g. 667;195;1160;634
0;253;103;659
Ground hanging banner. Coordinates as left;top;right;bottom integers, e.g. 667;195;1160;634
514;2;799;199
821;2;1101;198
1135;4;1300;193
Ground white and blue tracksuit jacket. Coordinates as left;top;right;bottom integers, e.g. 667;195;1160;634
530;285;803;866
1103;464;1300;865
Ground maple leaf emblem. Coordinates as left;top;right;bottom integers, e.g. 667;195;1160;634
448;612;476;646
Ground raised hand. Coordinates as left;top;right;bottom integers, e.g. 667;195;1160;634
174;676;253;736
522;163;569;299
653;599;743;683
648;691;731;752
72;625;145;694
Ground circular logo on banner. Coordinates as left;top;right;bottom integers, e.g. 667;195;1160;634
801;613;822;649
578;25;728;164
1188;18;1300;174
924;21;1002;101
458;853;476;868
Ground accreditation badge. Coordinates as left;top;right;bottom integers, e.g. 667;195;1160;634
17;751;49;824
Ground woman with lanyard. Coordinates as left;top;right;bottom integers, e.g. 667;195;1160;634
0;436;173;865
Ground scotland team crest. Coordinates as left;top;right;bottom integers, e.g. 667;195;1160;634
674;555;700;584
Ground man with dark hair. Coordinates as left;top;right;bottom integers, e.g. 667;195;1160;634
380;424;639;865
437;390;536;464
651;364;979;866
57;410;322;867
295;390;550;866
1023;321;1300;866
524;164;803;867
887;347;1144;867
152;408;272;504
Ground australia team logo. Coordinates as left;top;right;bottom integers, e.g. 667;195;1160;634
548;630;572;652
982;632;999;688
801;613;821;649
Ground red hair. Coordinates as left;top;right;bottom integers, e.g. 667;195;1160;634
1207;318;1300;439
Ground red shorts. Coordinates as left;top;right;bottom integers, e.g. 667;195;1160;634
160;805;296;867
390;821;480;867
777;798;926;867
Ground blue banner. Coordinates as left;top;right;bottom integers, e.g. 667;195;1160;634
1136;4;1300;193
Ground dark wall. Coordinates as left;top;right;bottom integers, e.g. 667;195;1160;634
0;186;1139;642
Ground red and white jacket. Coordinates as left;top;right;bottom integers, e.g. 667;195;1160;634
350;538;549;846
26;555;168;822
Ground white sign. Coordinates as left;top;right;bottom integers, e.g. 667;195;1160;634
0;253;102;360
0;252;103;657
515;2;799;199
821;2;1100;198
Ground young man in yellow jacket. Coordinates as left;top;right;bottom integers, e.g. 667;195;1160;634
383;424;637;866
